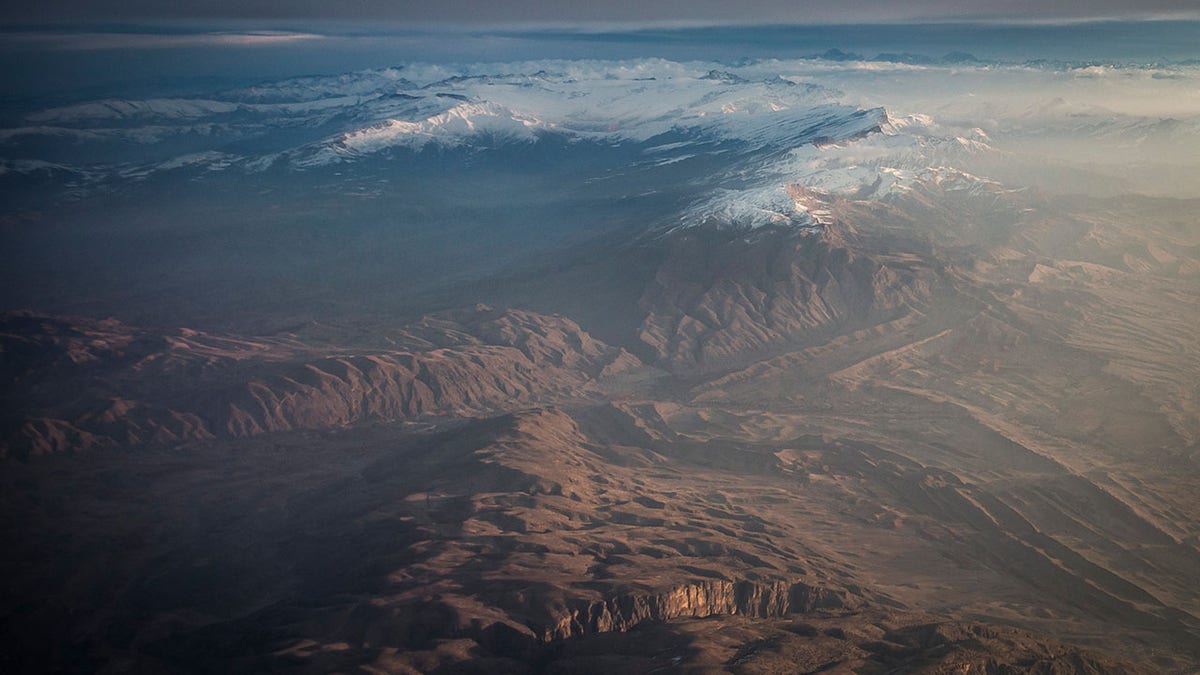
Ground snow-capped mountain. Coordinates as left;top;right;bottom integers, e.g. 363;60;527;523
4;56;1197;227
0;61;872;174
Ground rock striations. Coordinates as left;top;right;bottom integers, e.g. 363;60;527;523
540;580;851;642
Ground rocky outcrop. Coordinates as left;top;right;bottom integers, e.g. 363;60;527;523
539;580;853;641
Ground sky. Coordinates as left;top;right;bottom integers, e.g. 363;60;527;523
2;0;1199;26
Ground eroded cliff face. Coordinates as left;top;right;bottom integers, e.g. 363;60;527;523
538;579;853;642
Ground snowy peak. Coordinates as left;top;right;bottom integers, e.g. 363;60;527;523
672;106;1015;232
330;101;548;156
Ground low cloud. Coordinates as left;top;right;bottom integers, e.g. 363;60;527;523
1;30;326;51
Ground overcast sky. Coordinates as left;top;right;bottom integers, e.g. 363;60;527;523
2;0;1199;26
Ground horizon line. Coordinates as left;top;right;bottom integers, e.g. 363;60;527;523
2;13;1199;34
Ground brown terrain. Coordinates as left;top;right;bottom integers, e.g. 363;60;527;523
2;183;1198;673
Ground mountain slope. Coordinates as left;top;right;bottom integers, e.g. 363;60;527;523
0;307;641;458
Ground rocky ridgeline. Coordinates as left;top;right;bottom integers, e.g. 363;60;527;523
0;307;640;458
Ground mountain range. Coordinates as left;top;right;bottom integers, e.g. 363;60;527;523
2;48;1199;673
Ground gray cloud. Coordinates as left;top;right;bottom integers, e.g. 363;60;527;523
3;0;1199;25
